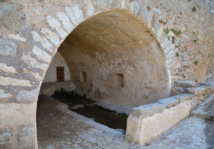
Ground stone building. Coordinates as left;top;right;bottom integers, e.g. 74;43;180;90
0;0;214;148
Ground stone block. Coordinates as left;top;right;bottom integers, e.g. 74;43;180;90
0;63;16;74
187;87;207;96
170;87;184;96
174;94;194;102
158;97;179;108
174;80;197;88
0;103;36;128
0;128;11;149
126;99;198;145
131;102;166;118
0;39;17;56
16;124;35;149
0;4;27;32
16;89;39;103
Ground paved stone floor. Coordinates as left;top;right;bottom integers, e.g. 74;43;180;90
37;95;214;149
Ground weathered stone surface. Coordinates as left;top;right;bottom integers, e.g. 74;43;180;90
126;99;198;145
32;31;53;52
8;34;26;42
16;124;35;149
0;76;32;87
59;9;170;107
0;4;27;33
32;46;51;63
0;103;36;128
192;93;214;120
174;93;194;102
0;128;11;149
0;89;12;99
40;81;76;96
57;12;74;33
170;87;184;96
158;97;179;108
46;15;67;38
41;28;60;47
82;0;95;16
0;63;16;74
95;100;132;115
187;86;207;96
23;68;42;81
131;103;166;118
174;80;197;88
21;53;48;70
16;89;39;103
0;39;17;56
0;0;214;148
65;4;84;26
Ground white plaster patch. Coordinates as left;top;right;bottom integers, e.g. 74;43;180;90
0;76;32;87
16;89;39;103
32;46;51;63
65;4;84;25
46;16;67;39
0;63;16;74
8;34;26;42
21;53;48;70
0;89;12;98
32;31;53;52
41;28;60;47
57;12;74;32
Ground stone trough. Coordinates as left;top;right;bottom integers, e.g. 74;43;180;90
126;85;214;145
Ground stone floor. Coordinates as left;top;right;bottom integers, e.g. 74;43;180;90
37;95;214;149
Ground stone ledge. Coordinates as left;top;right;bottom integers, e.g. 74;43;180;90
131;94;193;119
187;86;214;101
95;100;132;116
39;81;76;96
174;80;197;88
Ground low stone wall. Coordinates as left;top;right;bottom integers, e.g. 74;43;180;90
126;86;214;145
40;81;76;96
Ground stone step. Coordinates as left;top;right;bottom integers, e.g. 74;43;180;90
191;93;214;121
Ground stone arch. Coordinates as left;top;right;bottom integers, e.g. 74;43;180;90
0;1;181;148
55;9;170;107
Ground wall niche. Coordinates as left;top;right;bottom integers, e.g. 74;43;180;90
114;73;124;88
80;71;87;82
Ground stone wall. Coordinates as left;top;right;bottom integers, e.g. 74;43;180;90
43;52;71;83
40;81;76;96
0;0;214;148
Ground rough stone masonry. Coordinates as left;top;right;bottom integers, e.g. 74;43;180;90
0;0;214;148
